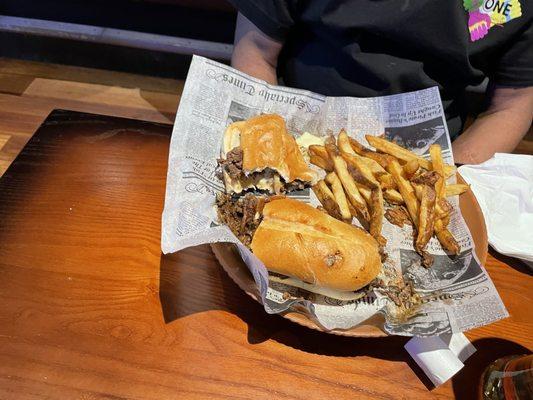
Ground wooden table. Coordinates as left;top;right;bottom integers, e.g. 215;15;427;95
0;110;531;400
0;57;183;176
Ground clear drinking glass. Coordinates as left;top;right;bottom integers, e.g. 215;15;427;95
481;354;533;400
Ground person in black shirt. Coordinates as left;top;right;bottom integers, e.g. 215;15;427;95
229;1;532;164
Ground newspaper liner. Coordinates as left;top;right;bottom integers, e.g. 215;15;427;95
162;55;508;336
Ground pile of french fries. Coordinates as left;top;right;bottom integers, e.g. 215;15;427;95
310;130;469;267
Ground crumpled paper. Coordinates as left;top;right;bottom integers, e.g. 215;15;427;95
459;153;533;263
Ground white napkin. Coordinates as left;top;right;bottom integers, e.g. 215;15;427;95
459;153;533;263
405;333;476;386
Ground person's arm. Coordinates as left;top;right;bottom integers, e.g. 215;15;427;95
452;86;533;164
231;13;283;85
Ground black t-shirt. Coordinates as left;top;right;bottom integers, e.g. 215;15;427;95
230;0;533;138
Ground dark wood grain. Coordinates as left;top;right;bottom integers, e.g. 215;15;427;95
0;110;531;400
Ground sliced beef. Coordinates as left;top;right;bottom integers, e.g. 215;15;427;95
285;179;307;192
374;278;417;309
216;193;268;247
217;147;244;180
218;147;312;194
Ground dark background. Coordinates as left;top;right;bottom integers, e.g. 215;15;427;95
0;0;491;116
0;0;237;78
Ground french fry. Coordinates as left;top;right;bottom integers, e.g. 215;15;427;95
385;205;412;227
414;184;450;220
347;163;380;191
434;198;452;237
411;170;440;186
387;159;419;227
429;144;446;199
420;252;434;268
344;152;386;242
348;136;395;168
434;219;460;254
412;183;423;202
339;140;385;241
366;135;432;170
436;198;453;219
445;164;457;178
337;129;356;155
342;152;379;189
435;209;448;221
445;184;469;197
309;145;330;161
325;142;370;221
342;157;390;188
356;184;372;203
310;154;333;172
434;219;447;233
378;174;397;190
338;130;387;176
366;135;455;176
383;189;404;204
436;229;460;254
312;180;342;220
403;159;419;179
411;171;439;199
348;135;371;153
347;202;359;219
325;172;352;221
440;214;451;228
360;157;387;177
415;184;436;255
408;164;457;259
369;186;386;245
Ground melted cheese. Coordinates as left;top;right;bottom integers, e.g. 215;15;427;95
269;275;367;301
296;132;325;148
296;132;325;163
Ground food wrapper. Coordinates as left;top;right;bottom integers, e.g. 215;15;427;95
162;55;508;337
405;333;476;386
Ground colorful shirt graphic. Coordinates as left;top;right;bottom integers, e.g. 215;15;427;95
464;0;522;41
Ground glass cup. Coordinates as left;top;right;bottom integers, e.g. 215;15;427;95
481;354;533;399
